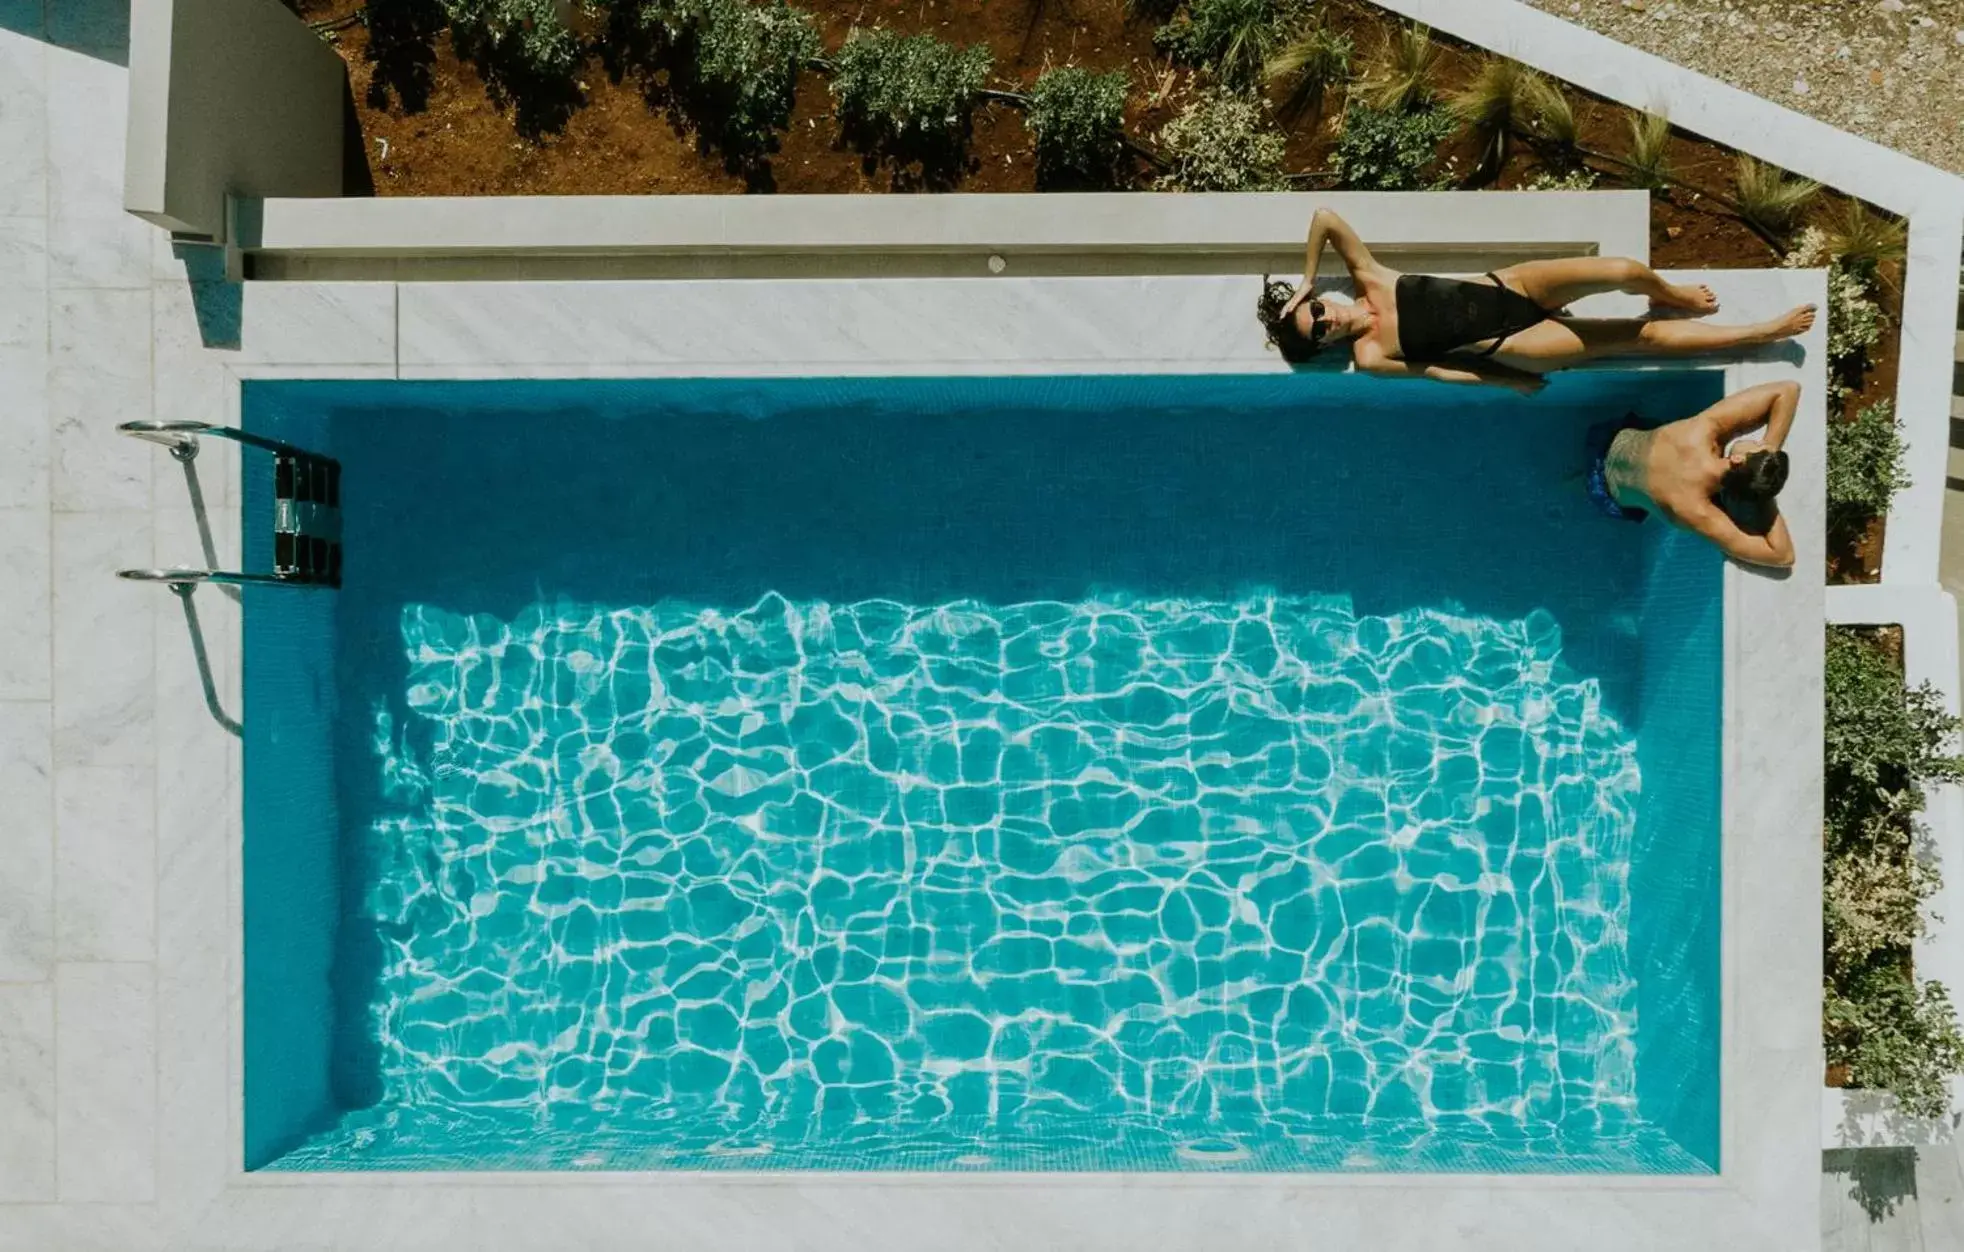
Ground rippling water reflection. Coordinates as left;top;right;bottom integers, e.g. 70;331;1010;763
278;592;1695;1172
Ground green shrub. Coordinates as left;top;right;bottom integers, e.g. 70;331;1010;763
1827;400;1910;529
1786;227;1885;385
642;0;819;163
1826;962;1964;1121
444;0;584;135
1332;101;1454;190
1026;67;1130;188
1825;628;1964;842
830;28;993;158
1154;0;1307;91
1154;90;1287;192
1525;167;1598;191
1828;847;1937;966
1823;627;1964;1119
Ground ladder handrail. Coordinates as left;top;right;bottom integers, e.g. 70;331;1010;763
117;568;333;591
117;419;330;461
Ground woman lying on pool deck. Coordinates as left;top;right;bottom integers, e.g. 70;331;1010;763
1588;379;1798;570
1256;208;1816;393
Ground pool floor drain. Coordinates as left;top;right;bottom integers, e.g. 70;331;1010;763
1176;1139;1251;1163
953;1153;993;1167
707;1143;773;1157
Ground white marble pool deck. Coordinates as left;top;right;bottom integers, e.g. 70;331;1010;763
0;8;1831;1252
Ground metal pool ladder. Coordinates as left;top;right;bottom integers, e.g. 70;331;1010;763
116;420;343;592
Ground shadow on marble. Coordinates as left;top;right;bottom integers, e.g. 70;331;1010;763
169;588;240;738
0;0;128;65
171;240;242;350
1824;1147;1919;1223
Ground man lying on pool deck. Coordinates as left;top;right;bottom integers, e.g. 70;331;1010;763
1586;379;1798;570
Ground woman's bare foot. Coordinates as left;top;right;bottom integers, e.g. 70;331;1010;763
1650;281;1720;315
1755;303;1818;343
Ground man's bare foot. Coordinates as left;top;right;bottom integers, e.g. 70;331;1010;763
1757;303;1818;343
1650;281;1720;315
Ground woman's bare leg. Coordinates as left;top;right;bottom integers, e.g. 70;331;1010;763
1491;257;1719;315
1487;304;1817;371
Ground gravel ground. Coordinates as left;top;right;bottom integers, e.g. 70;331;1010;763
1518;0;1964;176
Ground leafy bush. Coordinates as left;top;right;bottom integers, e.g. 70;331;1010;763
641;0;819;163
1154;0;1307;90
1826;963;1964;1121
1154;90;1286;192
1332;101;1453;191
1734;155;1821;236
1825;629;1964;839
1827;400;1910;530
1828;847;1937;966
1823;627;1964;1119
1525;167;1599;191
1264;25;1351;120
830;28;993;158
444;0;584;135
1026;67;1130;188
1785;227;1884;381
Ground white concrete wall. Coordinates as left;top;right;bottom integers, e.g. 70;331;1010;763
124;0;348;239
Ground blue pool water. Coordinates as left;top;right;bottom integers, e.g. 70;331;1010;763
242;373;1723;1173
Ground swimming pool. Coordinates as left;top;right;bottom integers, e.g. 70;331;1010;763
240;371;1722;1174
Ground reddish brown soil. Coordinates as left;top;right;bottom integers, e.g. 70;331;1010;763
302;0;1176;194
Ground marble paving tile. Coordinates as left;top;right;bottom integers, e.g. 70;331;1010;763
55;765;155;962
50;287;150;512
0;982;56;1202
151;513;236;1216
44;48;126;223
0;507;50;698
0;214;47;344
0;33;47;219
55;962;155;1203
0;1205;165;1252
0;700;53;981
49;209;155;290
51;511;153;767
0;341;50;512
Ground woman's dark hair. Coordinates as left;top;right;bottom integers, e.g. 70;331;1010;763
1258;278;1319;363
1720;448;1790;503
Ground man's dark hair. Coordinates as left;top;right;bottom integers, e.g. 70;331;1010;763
1720;448;1790;504
1257;278;1320;364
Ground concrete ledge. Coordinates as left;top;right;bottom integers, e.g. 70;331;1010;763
1823;582;1964;1148
239;191;1652;276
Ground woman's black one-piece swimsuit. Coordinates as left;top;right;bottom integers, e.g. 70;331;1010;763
1394;272;1553;362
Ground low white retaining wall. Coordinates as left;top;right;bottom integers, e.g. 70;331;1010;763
236;190;1652;280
